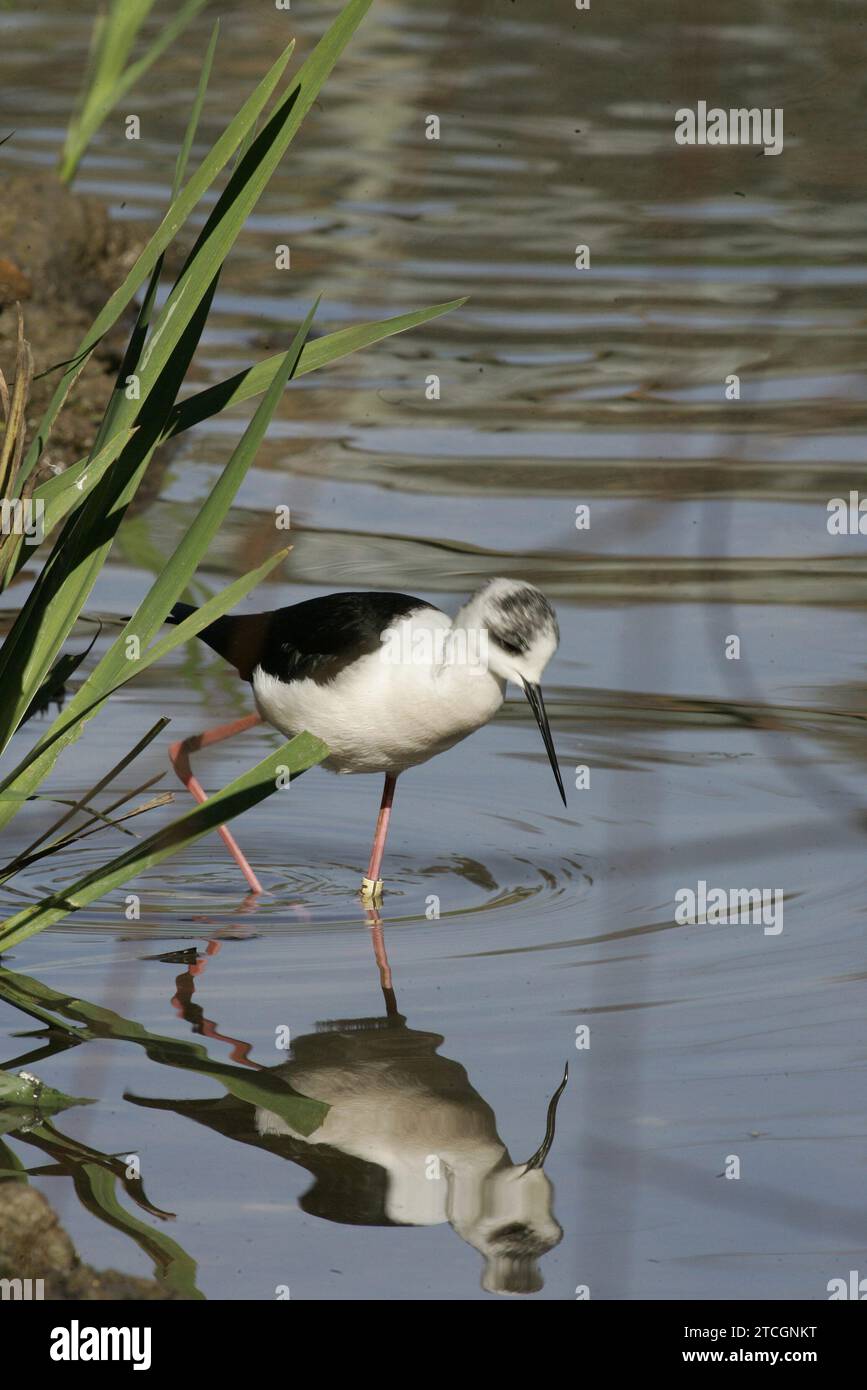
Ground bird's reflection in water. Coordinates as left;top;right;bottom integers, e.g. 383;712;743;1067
133;916;565;1296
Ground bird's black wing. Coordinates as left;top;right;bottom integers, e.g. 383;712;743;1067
168;592;437;685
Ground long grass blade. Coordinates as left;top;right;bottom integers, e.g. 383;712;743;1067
20;37;296;488
0;302;316;822
1;783;174;883
171;20;220;201
167;297;467;439
98;0;372;460
0;731;328;952
0;282;219;754
92;20;220;459
0;965;330;1137
0;429;135;589
19;297;464;565
0;1139;26;1182
28;1133;203;1298
1;1;373;745
0;546;289;833
13;718;171;863
59;0;208;184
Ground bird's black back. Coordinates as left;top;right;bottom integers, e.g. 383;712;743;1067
168;591;436;685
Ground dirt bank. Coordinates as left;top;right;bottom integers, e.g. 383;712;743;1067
0;1183;182;1300
0;171;146;470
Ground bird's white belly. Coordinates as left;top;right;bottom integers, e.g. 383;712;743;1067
252;637;505;775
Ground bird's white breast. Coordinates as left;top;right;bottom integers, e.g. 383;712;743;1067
252;609;505;774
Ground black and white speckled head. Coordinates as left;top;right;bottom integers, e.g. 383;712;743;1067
457;578;560;685
454;579;565;805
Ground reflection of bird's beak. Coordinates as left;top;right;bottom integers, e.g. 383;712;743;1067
522;1062;569;1172
522;681;567;807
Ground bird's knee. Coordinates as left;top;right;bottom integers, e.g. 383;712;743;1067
168;736;195;779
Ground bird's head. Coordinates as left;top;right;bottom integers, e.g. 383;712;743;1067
464;578;559;685
452;1163;563;1297
455;579;565;805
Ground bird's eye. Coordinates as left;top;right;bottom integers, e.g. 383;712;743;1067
495;634;524;656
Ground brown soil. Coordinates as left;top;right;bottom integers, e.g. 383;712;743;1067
0;1182;184;1300
0;172;147;471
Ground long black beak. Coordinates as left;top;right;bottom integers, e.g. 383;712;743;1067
522;680;567;806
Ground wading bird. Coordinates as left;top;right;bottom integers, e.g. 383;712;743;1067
167;577;565;899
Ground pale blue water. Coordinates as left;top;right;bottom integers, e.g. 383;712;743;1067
1;0;866;1300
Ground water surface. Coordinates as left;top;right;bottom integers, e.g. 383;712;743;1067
1;0;866;1300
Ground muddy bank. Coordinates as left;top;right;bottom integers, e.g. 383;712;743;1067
0;172;145;470
0;1183;182;1300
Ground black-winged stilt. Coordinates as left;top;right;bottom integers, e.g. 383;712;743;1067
167;577;565;900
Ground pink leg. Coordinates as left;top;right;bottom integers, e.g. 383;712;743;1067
169;712;264;895
361;773;397;900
